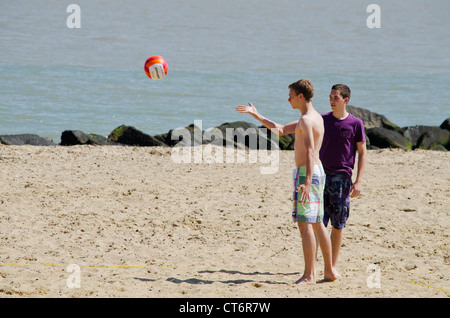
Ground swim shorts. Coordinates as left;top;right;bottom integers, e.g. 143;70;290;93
323;173;352;229
292;164;325;223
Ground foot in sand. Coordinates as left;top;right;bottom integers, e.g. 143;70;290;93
324;267;339;282
295;275;316;285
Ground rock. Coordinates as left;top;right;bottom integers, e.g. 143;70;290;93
60;130;89;145
366;127;412;150
154;123;210;147
403;125;450;150
153;132;172;146
275;132;295;150
108;125;168;147
214;121;279;150
160;121;283;150
440;118;450;131
347;106;450;151
429;144;447;152
347;105;402;133
255;125;294;150
0;134;55;146
215;121;258;132
60;130;122;146
403;126;437;147
345;105;403;150
415;128;449;150
87;133;122;146
166;123;205;147
214;121;259;149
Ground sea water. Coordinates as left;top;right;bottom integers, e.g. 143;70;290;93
1;0;449;142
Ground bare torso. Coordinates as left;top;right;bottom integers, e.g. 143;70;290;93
294;113;324;167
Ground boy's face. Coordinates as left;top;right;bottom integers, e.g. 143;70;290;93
288;88;302;109
329;89;348;110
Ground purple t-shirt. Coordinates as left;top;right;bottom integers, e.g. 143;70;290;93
319;112;366;178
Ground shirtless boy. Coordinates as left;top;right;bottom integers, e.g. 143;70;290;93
236;79;338;284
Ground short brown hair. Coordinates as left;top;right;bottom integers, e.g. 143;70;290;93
289;79;314;102
331;84;351;101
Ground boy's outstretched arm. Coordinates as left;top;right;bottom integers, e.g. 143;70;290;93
235;102;297;136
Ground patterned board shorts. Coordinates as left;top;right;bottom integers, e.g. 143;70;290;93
292;164;325;223
323;173;352;229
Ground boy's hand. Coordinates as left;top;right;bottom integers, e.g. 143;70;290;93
235;102;257;116
297;183;311;204
350;181;362;198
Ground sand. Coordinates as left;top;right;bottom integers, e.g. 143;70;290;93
0;145;448;298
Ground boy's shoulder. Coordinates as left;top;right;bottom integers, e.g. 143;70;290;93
347;113;365;128
321;112;365;127
321;111;333;118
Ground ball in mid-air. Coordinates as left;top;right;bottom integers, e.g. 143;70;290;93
144;55;168;80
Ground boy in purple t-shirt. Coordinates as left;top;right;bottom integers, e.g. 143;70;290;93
319;84;367;274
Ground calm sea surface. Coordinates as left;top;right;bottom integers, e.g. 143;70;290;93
1;0;449;142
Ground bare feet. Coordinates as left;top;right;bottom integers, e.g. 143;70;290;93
323;267;339;282
295;275;316;285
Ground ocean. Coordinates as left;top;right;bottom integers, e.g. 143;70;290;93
1;0;449;143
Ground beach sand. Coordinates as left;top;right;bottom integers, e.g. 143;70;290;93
0;145;448;298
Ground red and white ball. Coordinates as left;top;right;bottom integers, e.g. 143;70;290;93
144;55;168;80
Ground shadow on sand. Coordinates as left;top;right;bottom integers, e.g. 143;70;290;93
134;269;301;285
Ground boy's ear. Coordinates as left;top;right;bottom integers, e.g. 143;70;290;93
344;97;349;104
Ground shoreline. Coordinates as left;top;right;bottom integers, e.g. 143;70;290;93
1;106;449;152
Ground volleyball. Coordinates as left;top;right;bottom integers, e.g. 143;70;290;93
144;55;168;80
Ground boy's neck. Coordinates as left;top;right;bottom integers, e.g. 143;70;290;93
300;101;314;115
332;105;349;120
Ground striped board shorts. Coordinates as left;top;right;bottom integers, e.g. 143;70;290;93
292;164;325;223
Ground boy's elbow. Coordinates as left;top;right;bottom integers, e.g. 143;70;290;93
270;127;284;136
277;126;294;136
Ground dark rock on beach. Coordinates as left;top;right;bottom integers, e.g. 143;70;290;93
60;130;89;145
415;128;449;151
347;105;449;151
1;107;447;152
0;134;55;146
366;127;412;150
107;125;167;147
88;133;122;146
215;121;277;150
347;105;402;133
403;125;450;150
171;123;205;147
152;123;205;147
440;117;450;131
60;130;122;146
108;125;167;147
152;121;284;150
99;114;448;151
